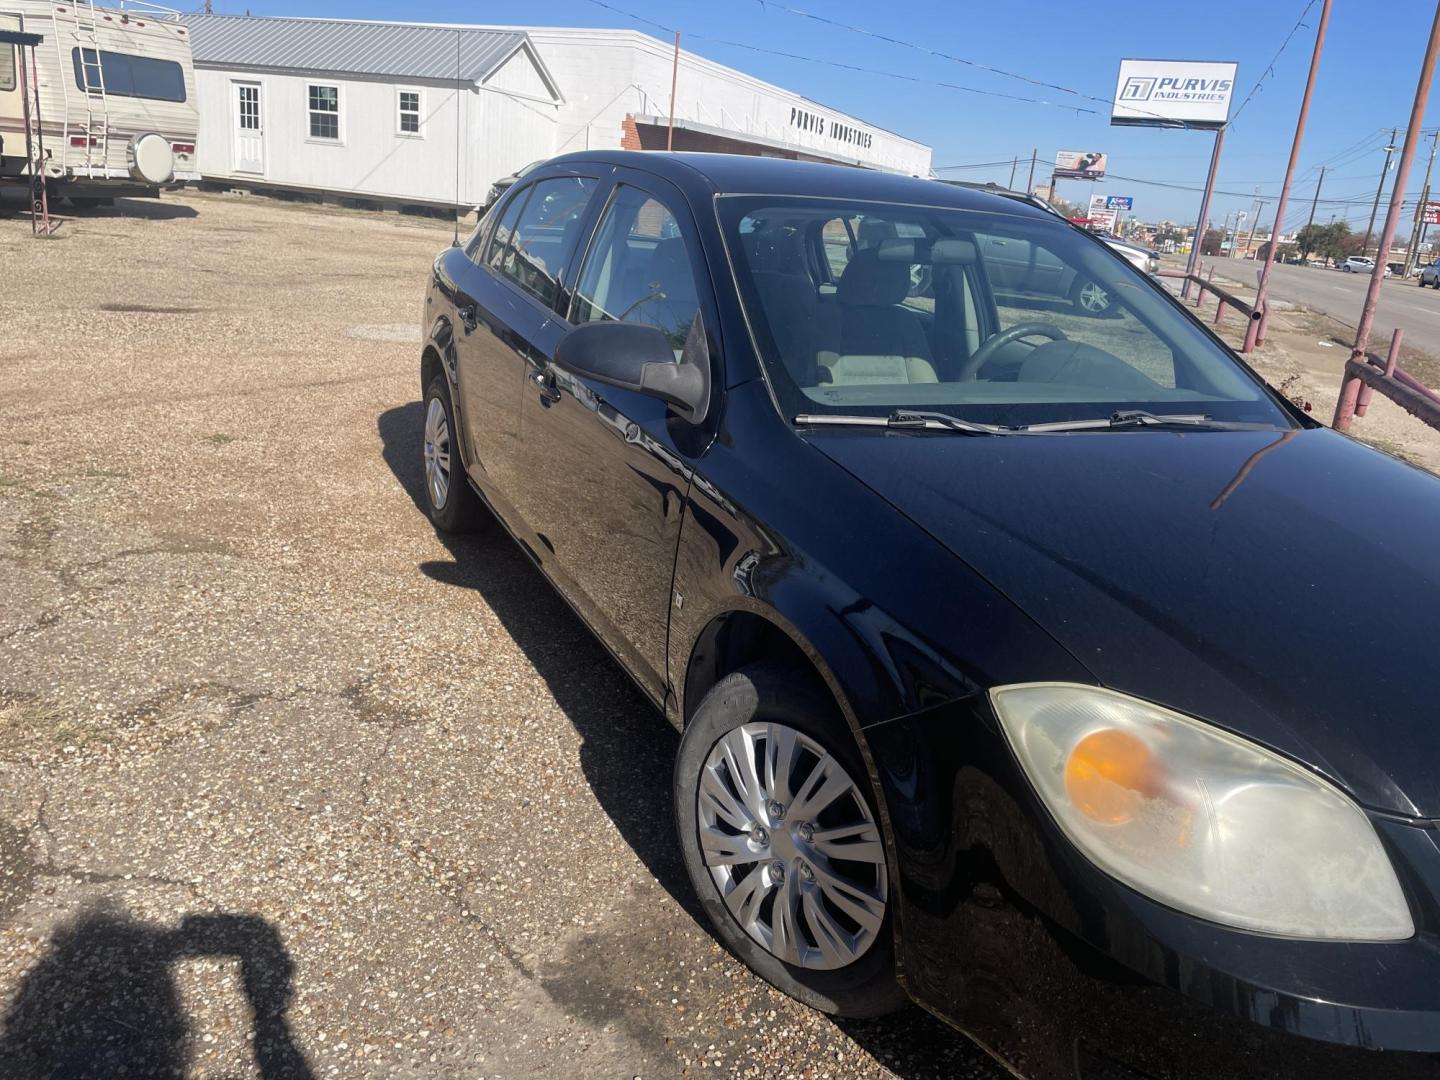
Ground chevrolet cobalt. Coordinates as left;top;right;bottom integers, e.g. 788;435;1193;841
419;152;1440;1080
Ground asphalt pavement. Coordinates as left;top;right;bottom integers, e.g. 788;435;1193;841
1198;256;1440;348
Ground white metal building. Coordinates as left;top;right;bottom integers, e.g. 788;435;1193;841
179;14;933;208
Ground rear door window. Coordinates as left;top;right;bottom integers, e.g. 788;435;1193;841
488;176;597;309
483;175;596;306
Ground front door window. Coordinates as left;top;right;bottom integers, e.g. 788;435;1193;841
571;185;703;357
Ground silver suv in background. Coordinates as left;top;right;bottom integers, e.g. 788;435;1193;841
1419;262;1440;287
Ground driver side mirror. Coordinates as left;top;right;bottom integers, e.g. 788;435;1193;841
553;318;711;424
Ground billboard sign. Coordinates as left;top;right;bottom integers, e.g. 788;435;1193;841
1089;210;1118;233
1424;202;1440;226
1055;151;1107;180
1111;59;1238;129
1105;195;1134;210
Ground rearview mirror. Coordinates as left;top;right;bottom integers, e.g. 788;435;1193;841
552;319;711;423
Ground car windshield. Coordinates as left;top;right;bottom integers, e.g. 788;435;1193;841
719;195;1291;429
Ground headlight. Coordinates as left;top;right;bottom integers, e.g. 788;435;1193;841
991;683;1413;941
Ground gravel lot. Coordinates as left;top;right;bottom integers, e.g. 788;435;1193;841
0;190;1003;1079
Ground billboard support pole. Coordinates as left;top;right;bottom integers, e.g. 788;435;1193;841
1350;0;1440;377
1246;0;1330;353
1184;126;1225;300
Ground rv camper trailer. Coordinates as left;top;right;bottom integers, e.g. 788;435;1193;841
0;0;197;204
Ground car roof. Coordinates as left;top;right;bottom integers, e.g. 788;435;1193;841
544;151;1057;220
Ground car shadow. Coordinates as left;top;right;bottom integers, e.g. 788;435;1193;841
0;902;312;1079
377;400;695;911
376;400;1006;1080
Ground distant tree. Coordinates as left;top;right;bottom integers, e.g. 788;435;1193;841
1156;224;1185;247
1201;228;1225;255
1296;221;1353;265
1295;223;1326;262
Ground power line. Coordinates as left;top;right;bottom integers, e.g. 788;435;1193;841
1227;0;1321;126
581;0;1097;113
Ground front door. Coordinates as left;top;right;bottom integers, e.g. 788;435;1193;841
512;174;715;701
232;82;263;174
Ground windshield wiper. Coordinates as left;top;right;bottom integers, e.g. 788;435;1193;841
794;409;1009;435
1017;410;1272;433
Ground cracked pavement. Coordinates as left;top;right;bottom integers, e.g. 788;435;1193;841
0;190;1003;1078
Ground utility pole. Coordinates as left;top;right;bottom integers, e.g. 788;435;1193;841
1363;128;1400;255
1243;189;1264;258
1349;2;1440;382
1246;0;1330;352
1008;156;1018;189
1026;148;1038;193
1403;130;1440;276
1306;166;1325;229
666;31;680;151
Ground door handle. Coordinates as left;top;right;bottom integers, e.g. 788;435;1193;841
530;367;561;403
457;304;478;334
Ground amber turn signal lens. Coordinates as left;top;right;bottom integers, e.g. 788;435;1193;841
1063;729;1156;824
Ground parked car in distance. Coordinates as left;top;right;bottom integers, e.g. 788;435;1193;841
1420;261;1440;287
1096;232;1161;276
421;151;1440;1080
1341;255;1390;275
479;159;542;214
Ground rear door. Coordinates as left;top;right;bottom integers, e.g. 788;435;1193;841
449;172;599;509
510;172;716;701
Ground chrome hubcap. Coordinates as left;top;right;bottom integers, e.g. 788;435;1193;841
423;397;451;510
1078;281;1109;312
697;722;888;970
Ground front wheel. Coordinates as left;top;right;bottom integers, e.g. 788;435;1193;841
674;665;904;1018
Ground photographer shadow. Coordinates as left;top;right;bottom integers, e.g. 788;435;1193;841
0;903;312;1079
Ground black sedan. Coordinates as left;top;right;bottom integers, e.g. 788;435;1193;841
419;151;1440;1080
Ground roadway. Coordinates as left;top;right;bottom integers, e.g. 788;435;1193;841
1188;256;1440;350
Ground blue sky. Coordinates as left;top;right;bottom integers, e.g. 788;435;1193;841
220;0;1440;232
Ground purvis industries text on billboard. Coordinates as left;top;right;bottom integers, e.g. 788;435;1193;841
1111;60;1238;129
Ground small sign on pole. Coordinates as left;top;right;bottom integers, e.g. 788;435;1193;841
1423;201;1440;225
1105;195;1134;210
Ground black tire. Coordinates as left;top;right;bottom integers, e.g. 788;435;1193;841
674;664;905;1019
422;374;485;533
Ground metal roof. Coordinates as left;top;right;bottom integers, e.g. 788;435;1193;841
180;15;556;91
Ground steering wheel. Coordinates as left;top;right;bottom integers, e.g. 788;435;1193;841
956;322;1068;381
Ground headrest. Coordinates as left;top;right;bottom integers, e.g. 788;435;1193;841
837;247;910;307
649;236;689;280
875;237;977;265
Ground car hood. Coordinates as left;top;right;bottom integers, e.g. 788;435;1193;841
806;426;1440;817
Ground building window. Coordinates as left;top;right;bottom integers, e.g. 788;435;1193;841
307;84;339;140
71;48;186;102
0;45;15;93
397;88;421;136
